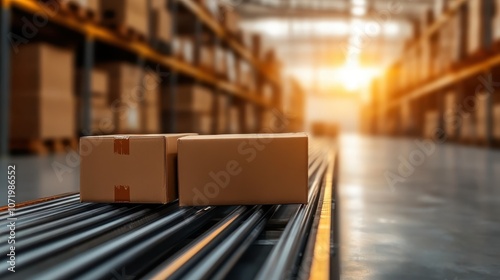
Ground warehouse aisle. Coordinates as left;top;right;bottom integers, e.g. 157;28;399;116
338;135;500;280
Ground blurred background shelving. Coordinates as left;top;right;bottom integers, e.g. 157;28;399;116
361;0;500;147
0;0;306;156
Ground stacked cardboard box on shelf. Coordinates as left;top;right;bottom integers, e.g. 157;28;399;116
493;0;500;42
460;115;476;141
65;0;99;14
444;91;457;138
219;4;239;35
494;104;500;140
216;94;229;134
100;0;148;36
165;85;214;134
466;0;483;56
475;94;489;141
76;69;113;135
98;62;143;133
172;37;194;63
214;47;228;78
424;111;438;139
229;106;240;133
226;51;238;83
198;45;215;70
10;43;75;140
142;71;161;133
149;0;172;54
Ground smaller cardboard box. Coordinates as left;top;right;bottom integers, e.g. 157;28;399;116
178;133;308;206
80;133;195;203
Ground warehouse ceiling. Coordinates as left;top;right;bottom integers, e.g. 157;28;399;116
236;0;439;93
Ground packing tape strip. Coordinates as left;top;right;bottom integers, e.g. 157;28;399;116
114;138;130;155
114;185;130;202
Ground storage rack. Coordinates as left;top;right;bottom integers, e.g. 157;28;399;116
0;0;284;156
364;0;500;146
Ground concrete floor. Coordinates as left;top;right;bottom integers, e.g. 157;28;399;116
1;135;500;279
339;135;500;280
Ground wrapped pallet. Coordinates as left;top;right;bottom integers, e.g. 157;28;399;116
10;43;75;140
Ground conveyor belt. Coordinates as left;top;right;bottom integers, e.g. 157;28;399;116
0;142;337;280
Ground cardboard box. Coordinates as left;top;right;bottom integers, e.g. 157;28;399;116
172;112;213;135
216;95;229;134
91;106;114;134
494;105;500;139
142;104;160;134
80;134;195;203
10;95;75;140
424;111;438;139
177;133;308;206
165;85;213;113
11;43;74;98
214;47;227;77
229;106;240;134
98;62;144;133
66;0;99;13
76;69;108;96
151;0;168;10
219;5;239;35
199;45;215;69
150;9;172;43
100;0;148;36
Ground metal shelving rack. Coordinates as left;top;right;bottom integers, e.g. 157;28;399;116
367;0;500;146
0;0;283;156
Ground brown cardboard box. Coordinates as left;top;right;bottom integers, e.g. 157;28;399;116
467;0;482;55
98;63;144;133
150;9;172;43
199;45;215;69
476;94;488;140
165;85;213;113
172;112;213;135
424;111;438;139
80;133;195;203
177;133;308;206
10;94;75;140
143;104;160;133
216;95;229;134
151;0;168;10
219;5;239;35
11;43;74;98
229;106;240;134
91;106;114;134
100;0;148;36
76;69;108;96
494;105;500;139
444;91;457;138
214;47;227;77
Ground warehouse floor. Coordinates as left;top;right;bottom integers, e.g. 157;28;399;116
339;135;500;280
2;135;500;279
